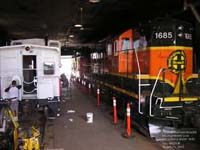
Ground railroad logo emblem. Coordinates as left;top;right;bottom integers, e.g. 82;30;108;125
167;50;186;74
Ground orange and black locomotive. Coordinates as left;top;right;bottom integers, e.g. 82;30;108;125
74;18;200;130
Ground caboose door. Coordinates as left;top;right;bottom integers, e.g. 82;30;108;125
22;55;37;95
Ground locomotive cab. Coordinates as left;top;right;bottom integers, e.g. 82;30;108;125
140;19;200;127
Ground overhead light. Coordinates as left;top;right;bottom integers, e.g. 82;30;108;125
89;0;101;3
80;27;84;30
74;24;82;28
74;7;83;28
69;34;74;38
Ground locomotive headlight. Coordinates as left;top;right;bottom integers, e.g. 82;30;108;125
177;25;184;39
177;25;184;30
178;33;183;38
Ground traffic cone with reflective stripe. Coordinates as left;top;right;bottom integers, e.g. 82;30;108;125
88;83;91;96
97;88;100;106
126;103;131;137
123;102;133;138
113;97;117;124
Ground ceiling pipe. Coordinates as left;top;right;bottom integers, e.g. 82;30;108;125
184;0;200;23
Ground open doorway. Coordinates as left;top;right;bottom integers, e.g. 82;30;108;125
60;56;73;80
23;55;37;94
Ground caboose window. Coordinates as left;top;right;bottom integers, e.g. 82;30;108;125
44;62;55;75
122;38;130;52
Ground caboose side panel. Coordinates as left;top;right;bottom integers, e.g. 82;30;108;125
0;44;61;116
36;47;60;99
0;47;22;98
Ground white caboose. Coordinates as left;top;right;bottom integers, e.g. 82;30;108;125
0;39;61;117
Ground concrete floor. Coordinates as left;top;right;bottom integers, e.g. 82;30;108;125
44;83;161;150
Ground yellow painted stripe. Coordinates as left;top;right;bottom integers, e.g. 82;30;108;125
96;80;200;102
149;46;193;50
96;80;138;99
107;72;149;79
106;73;199;88
106;72;175;87
8;109;19;128
187;74;199;79
14;128;18;150
164;97;198;102
118;46;193;52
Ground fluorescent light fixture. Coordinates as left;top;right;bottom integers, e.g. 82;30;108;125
74;24;82;28
89;0;101;3
69;34;74;38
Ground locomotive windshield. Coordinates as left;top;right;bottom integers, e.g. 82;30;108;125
148;20;193;47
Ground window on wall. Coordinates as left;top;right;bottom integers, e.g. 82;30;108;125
133;36;147;50
114;40;118;56
44;62;55;75
107;43;112;56
122;38;130;52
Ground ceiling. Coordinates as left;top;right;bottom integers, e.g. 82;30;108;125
0;0;200;49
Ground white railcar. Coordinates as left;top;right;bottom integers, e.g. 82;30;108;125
0;39;61;117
